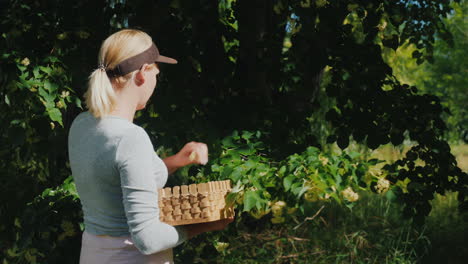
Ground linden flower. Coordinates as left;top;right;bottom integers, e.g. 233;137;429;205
319;156;329;166
275;201;286;207
342;187;359;202
61;91;70;98
214;242;229;253
376;178;390;194
377;21;388;31
56;101;64;109
271;201;286;216
21;57;30;66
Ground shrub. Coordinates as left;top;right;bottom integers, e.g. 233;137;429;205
3;176;82;264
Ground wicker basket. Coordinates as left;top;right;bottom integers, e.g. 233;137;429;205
158;180;234;226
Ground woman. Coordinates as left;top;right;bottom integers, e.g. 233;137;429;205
68;29;233;264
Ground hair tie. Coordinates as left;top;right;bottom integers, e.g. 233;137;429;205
97;64;106;72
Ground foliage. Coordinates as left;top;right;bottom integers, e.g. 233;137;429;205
0;0;105;254
314;0;468;220
192;131;386;224
383;1;468;143
3;176;82;264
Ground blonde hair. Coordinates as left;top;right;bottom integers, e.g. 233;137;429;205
84;29;153;118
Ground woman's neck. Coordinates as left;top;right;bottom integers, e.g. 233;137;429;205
109;88;139;122
109;107;136;122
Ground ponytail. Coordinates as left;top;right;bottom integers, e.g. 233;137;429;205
84;68;116;118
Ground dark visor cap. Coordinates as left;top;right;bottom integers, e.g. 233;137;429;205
106;43;177;78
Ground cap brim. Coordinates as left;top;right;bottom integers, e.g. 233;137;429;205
156;55;178;64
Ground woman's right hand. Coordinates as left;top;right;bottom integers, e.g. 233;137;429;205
184;217;234;239
176;141;209;166
163;141;208;174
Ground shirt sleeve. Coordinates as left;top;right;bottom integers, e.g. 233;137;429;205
115;126;188;255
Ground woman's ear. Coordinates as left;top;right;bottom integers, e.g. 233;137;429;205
134;64;148;86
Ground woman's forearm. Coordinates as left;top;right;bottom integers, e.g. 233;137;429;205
162;142;208;175
163;154;183;175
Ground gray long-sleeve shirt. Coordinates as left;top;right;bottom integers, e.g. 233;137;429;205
68;111;187;255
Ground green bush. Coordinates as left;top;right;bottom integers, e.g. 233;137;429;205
2;132;466;263
3;176;82;264
197;131;387;222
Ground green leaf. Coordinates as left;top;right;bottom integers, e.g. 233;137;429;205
39;66;52;74
231;169;242;182
255;199;264;210
243;190;260;212
278;166;287;176
221;136;234;147
345;202;356;209
385;189;397;202
44;80;58;92
46;56;59;63
38;87;54;102
47;108;63;126
232;130;239;140
75;97;82;108
283;175;294;191
291;182;302;195
296;185;309;199
41;187;55;197
10;119;21;125
33;67;42;78
306;146;320;155
230;181;244;193
241;131;254;141
221;166;233;179
334;173;342;186
225;192;238;208
17;64;26;72
238;146;254;156
251;176;262;190
244;160;257;170
347;151;361;159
